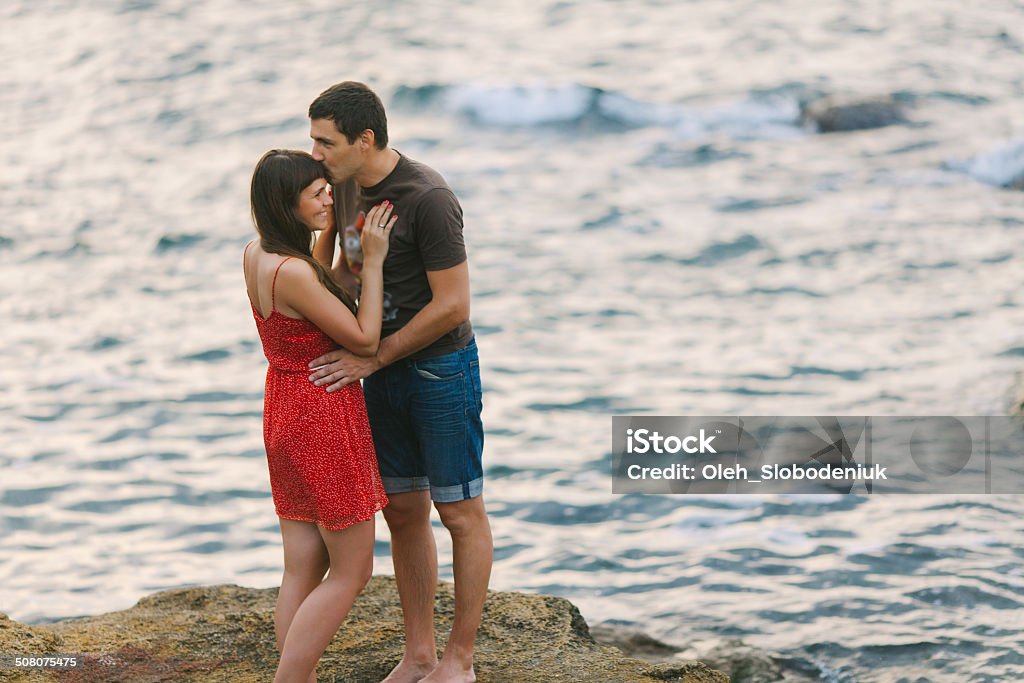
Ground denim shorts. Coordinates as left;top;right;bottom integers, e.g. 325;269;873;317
363;338;483;503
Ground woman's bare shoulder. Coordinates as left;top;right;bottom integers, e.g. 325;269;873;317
274;257;320;293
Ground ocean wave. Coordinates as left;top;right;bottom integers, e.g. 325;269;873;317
949;135;1024;189
392;82;803;139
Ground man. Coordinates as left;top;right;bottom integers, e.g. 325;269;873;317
306;81;492;683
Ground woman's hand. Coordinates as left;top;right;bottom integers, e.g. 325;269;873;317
361;201;397;265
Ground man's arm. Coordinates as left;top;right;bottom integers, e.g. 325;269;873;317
308;261;470;391
380;261;469;366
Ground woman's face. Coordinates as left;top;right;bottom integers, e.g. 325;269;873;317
296;178;333;231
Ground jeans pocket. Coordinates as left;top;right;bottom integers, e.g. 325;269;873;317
413;354;464;382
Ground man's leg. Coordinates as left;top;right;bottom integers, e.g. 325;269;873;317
422;496;492;683
403;339;488;682
364;365;439;683
380;490;439;683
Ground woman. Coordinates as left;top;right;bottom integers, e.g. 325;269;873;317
243;149;396;683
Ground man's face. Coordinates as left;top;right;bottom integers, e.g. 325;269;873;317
310;118;362;183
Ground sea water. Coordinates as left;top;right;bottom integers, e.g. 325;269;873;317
2;1;1023;680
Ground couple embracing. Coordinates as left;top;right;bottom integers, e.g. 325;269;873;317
242;81;491;683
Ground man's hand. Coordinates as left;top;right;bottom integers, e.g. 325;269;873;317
308;348;381;392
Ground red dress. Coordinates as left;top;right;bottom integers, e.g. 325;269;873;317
249;255;388;530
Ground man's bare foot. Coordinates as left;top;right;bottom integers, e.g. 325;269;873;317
379;655;438;683
419;660;475;683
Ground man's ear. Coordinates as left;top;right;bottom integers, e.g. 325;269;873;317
360;129;375;151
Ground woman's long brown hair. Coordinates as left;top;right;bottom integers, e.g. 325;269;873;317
250;149;356;314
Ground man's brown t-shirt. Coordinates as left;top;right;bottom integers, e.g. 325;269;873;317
334;152;473;360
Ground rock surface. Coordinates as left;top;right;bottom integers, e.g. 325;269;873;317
590;625;684;663
0;577;727;683
591;625;820;683
696;640;793;683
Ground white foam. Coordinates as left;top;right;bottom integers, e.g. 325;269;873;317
444;83;596;126
961;136;1024;187
596;91;679;126
665;95;803;141
436;82;804;139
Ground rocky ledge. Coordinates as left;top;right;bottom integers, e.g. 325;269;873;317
590;625;820;683
0;577;726;683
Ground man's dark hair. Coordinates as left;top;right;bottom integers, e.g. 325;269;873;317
308;81;388;149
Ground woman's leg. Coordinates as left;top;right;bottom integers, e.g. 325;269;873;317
276;518;330;683
274;518;375;683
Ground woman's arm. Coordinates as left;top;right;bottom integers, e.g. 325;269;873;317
276;261;380;356
311;210;336;268
331;218;360;301
277;203;397;356
326;178;361;280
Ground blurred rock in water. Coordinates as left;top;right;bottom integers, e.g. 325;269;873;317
801;95;908;133
592;624;821;683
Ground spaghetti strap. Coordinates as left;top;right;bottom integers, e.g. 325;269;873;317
270;257;292;312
